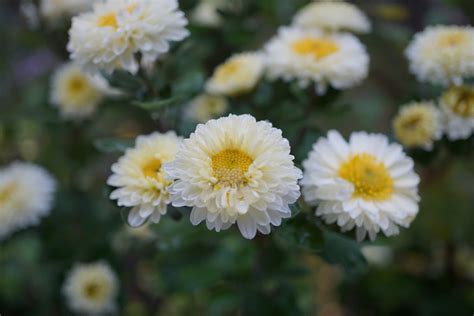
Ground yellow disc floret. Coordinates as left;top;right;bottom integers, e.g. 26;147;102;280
441;85;474;118
339;154;394;201
97;12;118;28
212;149;253;186
292;37;339;59
141;159;162;179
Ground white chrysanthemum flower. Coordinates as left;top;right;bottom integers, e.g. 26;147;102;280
405;25;474;86
301;130;420;241
40;0;95;21
68;0;189;74
164;114;302;239
264;27;369;95
440;85;474;140
293;1;371;34
0;162;56;240
63;261;118;315
51;63;111;120
393;101;443;150
205;52;265;97
107;132;182;227
185;94;229;123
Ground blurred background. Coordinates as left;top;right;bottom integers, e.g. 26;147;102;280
0;0;473;315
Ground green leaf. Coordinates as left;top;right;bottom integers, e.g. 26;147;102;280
275;216;324;252
94;138;134;153
173;69;205;95
131;96;186;110
105;70;146;95
289;203;301;218
320;229;368;275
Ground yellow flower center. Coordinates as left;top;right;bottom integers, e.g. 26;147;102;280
438;31;466;47
142;158;162;179
211;149;253;186
97;12;118;28
442;85;474;118
214;59;241;83
339;154;394;201
292;37;339;59
0;182;17;204
83;281;106;301
394;106;435;147
67;75;87;96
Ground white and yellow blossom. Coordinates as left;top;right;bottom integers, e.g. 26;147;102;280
264;26;369;95
51;62;111;120
68;0;189;74
63;261;118;315
440;85;474;140
107;132;182;227
206;52;264;97
0;162;56;240
405;25;474;86
293;1;371;34
301;131;420;241
185;94;229;123
393;101;443;150
164;114;302;239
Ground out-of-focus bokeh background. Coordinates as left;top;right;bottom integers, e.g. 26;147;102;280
1;0;473;315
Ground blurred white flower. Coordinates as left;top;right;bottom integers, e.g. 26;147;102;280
164;114;302;239
185;94;229;123
361;245;394;267
192;0;223;27
206;52;265;97
40;0;95;21
405;25;474;86
51;62;112;120
393;101;443;150
63;261;118;315
293;1;371;34
0;162;56;240
301;131;420;241
264;26;369;95
68;0;189;74
107;132;182;227
440;85;474;140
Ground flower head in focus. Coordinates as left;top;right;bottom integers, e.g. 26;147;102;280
293;1;371;34
0;162;56;240
107;132;182;227
206;52;264;97
68;0;189;74
393;101;443;150
264;27;369;95
164;114;302;239
63;261;118;315
405;25;474;86
440;85;474;140
301;131;420;241
185;94;229;123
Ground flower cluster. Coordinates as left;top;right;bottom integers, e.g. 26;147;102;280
200;0;370;99
393;25;474;147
